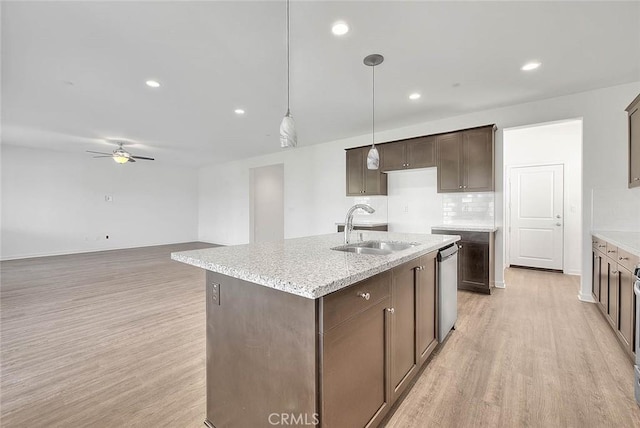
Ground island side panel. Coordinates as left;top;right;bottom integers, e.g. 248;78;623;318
205;271;318;428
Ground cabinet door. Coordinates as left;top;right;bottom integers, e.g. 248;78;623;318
607;259;619;328
592;250;600;301
458;241;490;292
406;136;436;169
598;252;609;314
390;261;418;401
437;132;463;192
629;102;640;188
463;127;494;191
346;148;365;196
416;252;437;365
618;266;634;353
380;142;406;171
364;157;388;195
321;298;391;428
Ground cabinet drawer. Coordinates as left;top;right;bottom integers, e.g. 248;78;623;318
593;237;607;253
617;247;640;272
605;242;618;259
322;271;391;332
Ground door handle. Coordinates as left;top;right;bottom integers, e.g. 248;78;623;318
556;215;561;218
555;223;562;226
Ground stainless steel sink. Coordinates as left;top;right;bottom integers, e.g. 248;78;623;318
332;240;417;255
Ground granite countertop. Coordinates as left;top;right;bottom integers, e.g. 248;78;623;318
171;232;460;299
592;231;640;257
432;224;498;233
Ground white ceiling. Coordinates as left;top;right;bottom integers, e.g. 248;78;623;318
2;1;639;166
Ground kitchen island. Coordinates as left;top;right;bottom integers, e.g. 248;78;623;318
172;232;460;428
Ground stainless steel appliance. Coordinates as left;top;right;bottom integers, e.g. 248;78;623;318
634;265;640;406
437;243;459;342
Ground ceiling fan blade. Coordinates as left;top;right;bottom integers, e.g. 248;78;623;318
128;157;136;163
130;155;155;161
87;150;112;155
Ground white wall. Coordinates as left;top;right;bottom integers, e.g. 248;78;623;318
198;81;640;301
504;119;583;275
1;144;199;260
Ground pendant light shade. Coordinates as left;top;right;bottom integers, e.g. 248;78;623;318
364;54;384;170
280;0;297;148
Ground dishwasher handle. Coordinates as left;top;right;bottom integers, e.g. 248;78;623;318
437;244;459;262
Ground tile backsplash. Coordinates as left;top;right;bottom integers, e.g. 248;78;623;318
441;192;495;226
344;196;388;223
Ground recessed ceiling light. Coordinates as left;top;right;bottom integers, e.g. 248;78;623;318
234;109;245;115
521;61;541;71
145;80;161;88
409;93;421;100
332;21;349;36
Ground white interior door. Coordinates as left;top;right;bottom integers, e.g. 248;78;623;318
509;164;564;270
250;164;284;243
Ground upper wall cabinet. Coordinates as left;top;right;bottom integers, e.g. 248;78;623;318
627;93;640;188
345;147;388;196
436;125;496;193
380;136;436;172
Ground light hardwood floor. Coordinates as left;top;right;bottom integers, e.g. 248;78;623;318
2;245;639;427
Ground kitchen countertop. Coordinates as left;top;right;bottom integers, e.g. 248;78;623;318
171;232;460;299
432;224;498;233
592;230;640;258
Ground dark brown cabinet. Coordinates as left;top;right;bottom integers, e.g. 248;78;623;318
345;147;388;196
389;253;438;402
432;228;495;294
626;93;640;188
336;224;388;233
416;252;437;366
592;235;639;362
380;136;436;172
390;261;418;401
322;297;391;428
436;126;495;193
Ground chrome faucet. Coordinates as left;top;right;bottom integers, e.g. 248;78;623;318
344;204;375;244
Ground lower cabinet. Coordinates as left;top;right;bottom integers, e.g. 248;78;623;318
592;235;639;361
322;297;391;428
321;251;439;426
432;228;495;294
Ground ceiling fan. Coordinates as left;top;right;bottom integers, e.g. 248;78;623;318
87;142;155;164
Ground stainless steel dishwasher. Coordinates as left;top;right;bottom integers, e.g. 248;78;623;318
437;243;459;342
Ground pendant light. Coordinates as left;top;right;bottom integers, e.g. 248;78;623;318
364;54;384;169
280;0;297;148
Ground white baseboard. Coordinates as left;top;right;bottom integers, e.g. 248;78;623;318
578;292;596;303
564;269;581;276
495;281;506;289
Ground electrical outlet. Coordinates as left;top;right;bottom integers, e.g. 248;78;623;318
403;204;409;213
105;195;113;202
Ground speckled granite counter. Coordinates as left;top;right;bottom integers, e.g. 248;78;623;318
171;232;459;299
335;221;388;227
592;231;640;257
432;224;498;233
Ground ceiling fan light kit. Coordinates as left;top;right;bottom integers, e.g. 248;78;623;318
86;142;155;164
364;53;384;170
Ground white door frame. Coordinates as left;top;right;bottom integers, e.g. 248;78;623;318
505;162;565;271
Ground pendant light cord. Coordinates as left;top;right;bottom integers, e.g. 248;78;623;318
372;64;375;147
286;0;290;113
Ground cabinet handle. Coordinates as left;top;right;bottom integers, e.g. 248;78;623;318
415;266;424;271
386;307;395;314
357;292;371;301
619;256;629;261
459;245;463;249
634;177;640;181
463;185;467;189
459;186;462;189
598;245;606;248
607;250;616;253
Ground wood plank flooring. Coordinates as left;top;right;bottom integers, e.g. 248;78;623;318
2;246;639;427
